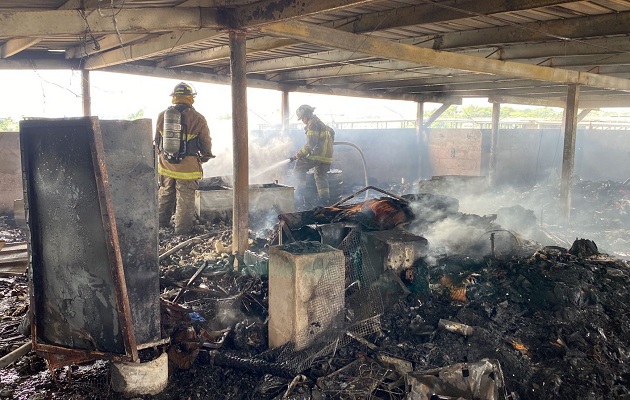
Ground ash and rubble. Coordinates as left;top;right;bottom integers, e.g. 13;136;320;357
1;181;630;399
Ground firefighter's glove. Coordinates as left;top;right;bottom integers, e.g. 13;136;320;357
289;155;297;162
200;153;216;163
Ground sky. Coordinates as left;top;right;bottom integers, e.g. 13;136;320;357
3;68;628;156
1;69;421;124
0;69;428;152
3;69;628;123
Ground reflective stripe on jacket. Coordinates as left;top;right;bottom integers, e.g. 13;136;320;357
155;106;213;180
297;115;334;164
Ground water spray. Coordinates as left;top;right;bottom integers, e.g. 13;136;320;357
251;158;292;180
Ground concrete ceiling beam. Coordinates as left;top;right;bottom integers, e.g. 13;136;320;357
83;29;222;70
259;21;630;91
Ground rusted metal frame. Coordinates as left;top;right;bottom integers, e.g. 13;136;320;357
36;343;133;365
560;84;580;223
230;30;250;269
88;117;138;362
332;185;408;207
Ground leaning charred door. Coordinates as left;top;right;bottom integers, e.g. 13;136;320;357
20;117;137;362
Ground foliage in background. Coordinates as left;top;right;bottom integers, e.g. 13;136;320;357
435;105;563;120
427;105;630;121
127;109;145;120
0;118;19;132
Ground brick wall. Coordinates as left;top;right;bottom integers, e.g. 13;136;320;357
427;129;483;177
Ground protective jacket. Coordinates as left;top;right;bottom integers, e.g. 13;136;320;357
155;105;213;180
297;115;334;164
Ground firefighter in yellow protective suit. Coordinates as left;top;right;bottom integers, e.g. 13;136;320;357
290;104;335;206
155;82;214;234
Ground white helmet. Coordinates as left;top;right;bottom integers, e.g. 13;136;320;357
296;104;315;119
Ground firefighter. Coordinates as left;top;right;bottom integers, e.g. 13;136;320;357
155;82;214;234
290;104;335;206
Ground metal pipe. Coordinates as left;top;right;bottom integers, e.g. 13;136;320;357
332;185;408;207
0;341;32;369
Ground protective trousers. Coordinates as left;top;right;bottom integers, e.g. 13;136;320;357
158;175;199;234
294;158;331;205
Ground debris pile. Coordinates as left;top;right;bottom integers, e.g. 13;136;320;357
454;179;630;258
1;184;630;399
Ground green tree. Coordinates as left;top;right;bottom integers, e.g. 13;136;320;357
428;105;565;120
0;117;19;132
127;109;145;120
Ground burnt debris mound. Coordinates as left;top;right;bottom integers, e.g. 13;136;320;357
2;187;630;399
151;237;630;400
380;247;630;399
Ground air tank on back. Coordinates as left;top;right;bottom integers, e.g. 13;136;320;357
162;106;182;159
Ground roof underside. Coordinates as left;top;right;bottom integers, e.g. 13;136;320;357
2;0;630;107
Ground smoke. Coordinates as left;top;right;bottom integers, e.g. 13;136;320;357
410;176;629;259
422;218;489;257
213;301;247;330
202;126;294;185
405;194;494;258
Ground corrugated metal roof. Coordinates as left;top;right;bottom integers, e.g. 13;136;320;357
0;0;629;104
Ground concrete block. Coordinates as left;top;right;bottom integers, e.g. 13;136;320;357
13;199;25;228
268;242;345;350
111;353;168;397
195;183;295;222
361;230;428;275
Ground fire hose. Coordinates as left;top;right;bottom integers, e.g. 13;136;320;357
333;141;369;200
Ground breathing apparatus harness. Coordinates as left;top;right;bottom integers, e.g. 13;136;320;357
159;104;202;163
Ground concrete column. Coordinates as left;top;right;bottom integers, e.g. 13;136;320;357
281;90;290;135
560;84;580;223
81;69;91;116
415;101;424;180
229;30;249;267
268;242;345;350
489;102;500;186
